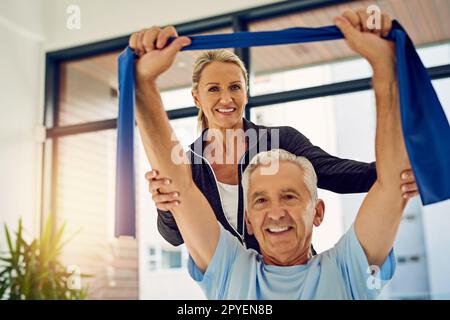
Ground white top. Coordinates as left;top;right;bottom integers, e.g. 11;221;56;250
216;181;239;231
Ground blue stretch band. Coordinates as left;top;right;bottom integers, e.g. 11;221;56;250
115;20;450;237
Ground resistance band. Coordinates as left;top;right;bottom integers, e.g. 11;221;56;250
115;20;450;237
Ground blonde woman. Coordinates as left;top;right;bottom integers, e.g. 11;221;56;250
129;12;418;253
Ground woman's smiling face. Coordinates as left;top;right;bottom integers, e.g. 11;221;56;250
192;61;248;130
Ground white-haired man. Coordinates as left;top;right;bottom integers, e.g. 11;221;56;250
134;11;411;299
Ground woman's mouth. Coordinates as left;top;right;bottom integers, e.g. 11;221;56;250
216;107;236;115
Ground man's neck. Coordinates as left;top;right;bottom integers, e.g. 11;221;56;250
262;249;313;267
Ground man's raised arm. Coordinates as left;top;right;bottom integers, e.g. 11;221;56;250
130;27;219;272
334;13;411;267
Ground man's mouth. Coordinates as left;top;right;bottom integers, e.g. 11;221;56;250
266;226;294;235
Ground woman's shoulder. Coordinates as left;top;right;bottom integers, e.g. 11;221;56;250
252;123;311;152
252;121;301;135
259;124;308;142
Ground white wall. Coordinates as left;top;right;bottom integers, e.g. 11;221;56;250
42;0;284;51
0;0;46;247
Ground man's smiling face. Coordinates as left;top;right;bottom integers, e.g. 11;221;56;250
245;161;324;266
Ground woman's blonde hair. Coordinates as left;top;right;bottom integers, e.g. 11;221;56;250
192;49;249;132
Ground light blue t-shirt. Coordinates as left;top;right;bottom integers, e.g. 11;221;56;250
188;224;396;300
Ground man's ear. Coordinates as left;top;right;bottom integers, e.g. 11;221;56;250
191;89;201;109
313;199;325;227
245;210;254;235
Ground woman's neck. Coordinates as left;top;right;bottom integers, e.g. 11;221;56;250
205;120;247;165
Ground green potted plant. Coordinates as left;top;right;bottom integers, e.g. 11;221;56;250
0;216;89;299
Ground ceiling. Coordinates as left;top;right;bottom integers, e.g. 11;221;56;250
64;0;450;92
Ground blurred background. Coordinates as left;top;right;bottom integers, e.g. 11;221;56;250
1;0;449;299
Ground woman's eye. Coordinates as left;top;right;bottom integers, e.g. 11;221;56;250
208;86;219;92
231;84;241;90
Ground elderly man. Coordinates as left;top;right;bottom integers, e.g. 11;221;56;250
133;11;411;299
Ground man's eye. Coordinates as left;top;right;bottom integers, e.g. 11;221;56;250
255;198;266;204
283;194;297;200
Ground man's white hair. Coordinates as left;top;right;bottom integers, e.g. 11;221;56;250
242;149;318;210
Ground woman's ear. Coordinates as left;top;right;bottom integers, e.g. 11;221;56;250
245;210;254;235
313;199;325;227
191;89;200;109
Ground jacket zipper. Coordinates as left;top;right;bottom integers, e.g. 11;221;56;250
238;155;246;247
188;147;244;243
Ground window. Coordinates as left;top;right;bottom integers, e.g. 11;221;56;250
147;246;184;271
249;0;450;94
54;129;139;299
59;51;121;126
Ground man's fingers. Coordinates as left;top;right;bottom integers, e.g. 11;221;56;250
163;36;191;55
157;26;178;49
342;10;361;31
142;28;160;52
356;9;368;32
129;32;138;50
334;16;361;42
381;13;392;37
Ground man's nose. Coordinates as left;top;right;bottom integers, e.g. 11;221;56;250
267;205;286;220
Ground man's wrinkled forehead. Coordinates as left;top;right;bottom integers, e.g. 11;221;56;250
248;162;306;197
250;187;302;202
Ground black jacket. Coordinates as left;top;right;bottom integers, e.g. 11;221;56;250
157;118;377;252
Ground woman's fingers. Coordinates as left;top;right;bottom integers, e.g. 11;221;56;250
401;169;416;183
156;201;180;211
145;170;171;193
403;191;419;199
400;168;418;198
152;191;179;203
149;177;171;194
144;170;180;208
145;170;158;180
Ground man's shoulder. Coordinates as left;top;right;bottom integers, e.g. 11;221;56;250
310;227;359;264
